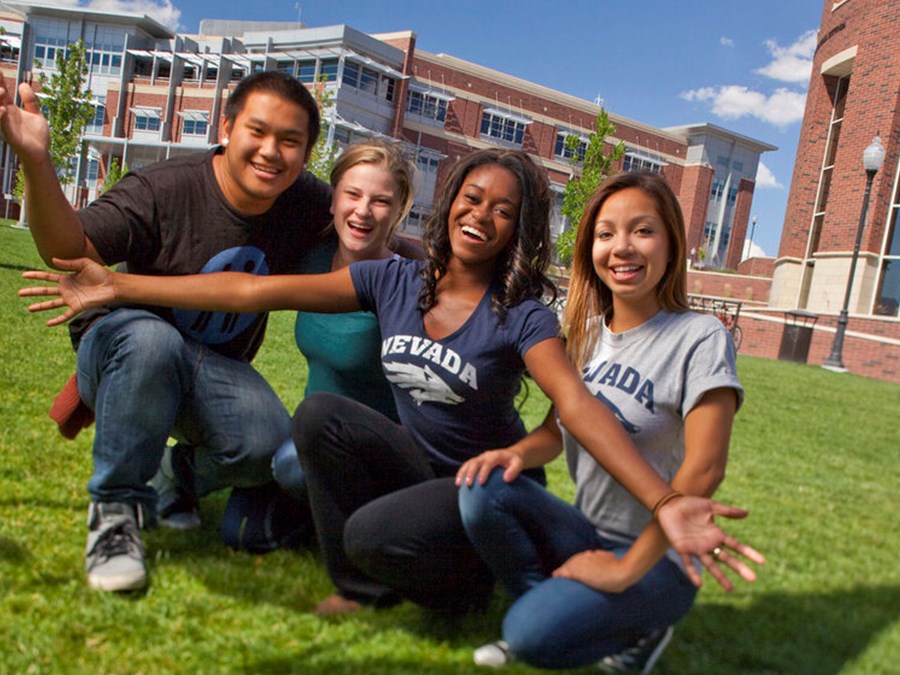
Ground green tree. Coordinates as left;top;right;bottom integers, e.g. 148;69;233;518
14;39;94;199
100;157;128;193
555;108;625;266
305;78;339;182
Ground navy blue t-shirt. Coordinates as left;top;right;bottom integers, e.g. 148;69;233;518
350;258;560;471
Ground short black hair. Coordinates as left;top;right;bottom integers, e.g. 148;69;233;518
224;71;320;149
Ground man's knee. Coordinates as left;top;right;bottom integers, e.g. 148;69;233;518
85;311;184;372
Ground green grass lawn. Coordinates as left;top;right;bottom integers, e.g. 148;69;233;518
1;223;898;674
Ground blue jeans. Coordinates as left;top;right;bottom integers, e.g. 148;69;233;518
271;437;308;502
76;308;290;513
459;470;697;669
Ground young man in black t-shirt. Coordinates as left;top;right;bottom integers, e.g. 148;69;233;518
0;71;332;591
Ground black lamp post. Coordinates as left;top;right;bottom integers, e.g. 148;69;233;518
823;134;886;371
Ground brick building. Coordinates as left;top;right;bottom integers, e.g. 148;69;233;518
0;1;773;270
771;0;900;319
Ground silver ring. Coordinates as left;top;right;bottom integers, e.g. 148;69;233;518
711;546;724;560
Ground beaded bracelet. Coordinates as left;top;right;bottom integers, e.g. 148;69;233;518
651;490;684;520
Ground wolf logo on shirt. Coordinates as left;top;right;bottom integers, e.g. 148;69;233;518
384;361;465;406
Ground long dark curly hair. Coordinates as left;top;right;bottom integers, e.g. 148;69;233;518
417;149;557;317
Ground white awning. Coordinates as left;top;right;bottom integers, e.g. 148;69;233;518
0;35;21;50
176;110;210;122
408;83;454;101
130;106;162;118
332;114;391;139
482;107;531;125
344;51;407;80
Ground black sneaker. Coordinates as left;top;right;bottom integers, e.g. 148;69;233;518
85;501;147;592
599;627;674;674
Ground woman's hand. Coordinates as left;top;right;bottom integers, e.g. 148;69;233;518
552;549;634;593
657;495;765;588
455;449;523;487
19;257;116;326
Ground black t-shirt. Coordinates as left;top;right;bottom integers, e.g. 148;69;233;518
71;148;332;361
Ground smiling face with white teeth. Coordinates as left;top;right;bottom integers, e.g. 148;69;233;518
331;162;401;265
592;186;671;328
214;91;311;215
447;163;521;272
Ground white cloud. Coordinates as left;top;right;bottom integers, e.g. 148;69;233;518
85;0;181;29
720;36;735;47
755;30;817;84
755;160;783;190
680;85;806;128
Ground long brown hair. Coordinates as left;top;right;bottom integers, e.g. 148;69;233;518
563;172;688;370
418;148;556;317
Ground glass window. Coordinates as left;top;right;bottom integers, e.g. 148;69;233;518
342;62;360;88
298;61;316;83
623;154;663;173
710;178;726;202
183;118;208;136
319;58;338;82
134;113;161;132
407;91;448;123
555;133;587;162
359;67;378;94
874;259;900;317
382;78;395;102
85;158;99;182
88;101;105;131
481;111;526;146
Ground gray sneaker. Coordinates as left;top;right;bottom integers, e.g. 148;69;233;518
150;444;200;530
599;626;674;674
85;502;147;592
473;640;514;668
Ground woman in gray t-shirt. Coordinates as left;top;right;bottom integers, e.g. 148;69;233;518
459;172;761;671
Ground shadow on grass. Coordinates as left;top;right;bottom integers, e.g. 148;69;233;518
674;585;900;673
0;536;32;564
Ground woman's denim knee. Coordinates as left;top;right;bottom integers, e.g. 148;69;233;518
458;467;508;528
271;437;308;502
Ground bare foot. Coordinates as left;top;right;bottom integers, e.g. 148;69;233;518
314;594;363;616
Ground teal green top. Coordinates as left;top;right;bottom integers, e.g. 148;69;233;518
294;238;399;422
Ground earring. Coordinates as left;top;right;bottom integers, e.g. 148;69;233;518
221;137;229;147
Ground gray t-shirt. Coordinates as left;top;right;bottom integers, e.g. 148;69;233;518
562;310;743;570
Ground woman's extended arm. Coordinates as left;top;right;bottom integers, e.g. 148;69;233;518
19;256;362;326
553;387;758;592
523;337;764;586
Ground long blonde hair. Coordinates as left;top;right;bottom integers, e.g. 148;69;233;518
563;172;688;370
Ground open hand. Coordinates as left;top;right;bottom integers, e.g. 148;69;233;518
0;74;51;163
19;257;116;326
456;449;523;487
657;495;765;589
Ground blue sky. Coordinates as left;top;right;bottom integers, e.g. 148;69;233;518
62;0;825;257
